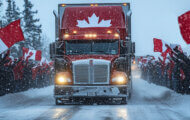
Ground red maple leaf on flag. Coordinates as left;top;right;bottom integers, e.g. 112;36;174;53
0;19;24;53
178;11;190;44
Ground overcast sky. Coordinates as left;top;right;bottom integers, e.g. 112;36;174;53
12;0;190;56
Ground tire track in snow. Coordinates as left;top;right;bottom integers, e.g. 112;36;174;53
34;106;80;120
156;105;190;120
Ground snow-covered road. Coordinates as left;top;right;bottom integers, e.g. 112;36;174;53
0;66;190;120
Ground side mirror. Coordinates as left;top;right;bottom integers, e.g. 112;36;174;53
56;41;64;57
50;41;65;59
120;41;127;55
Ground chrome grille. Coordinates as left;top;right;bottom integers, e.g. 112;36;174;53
73;59;110;84
93;65;109;83
73;64;89;84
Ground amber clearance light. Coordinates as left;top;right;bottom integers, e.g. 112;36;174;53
84;34;97;38
61;4;66;7
64;34;69;39
123;3;127;6
114;33;120;38
73;30;77;34
107;30;112;34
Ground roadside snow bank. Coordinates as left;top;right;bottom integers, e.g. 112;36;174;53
0;86;54;108
132;78;190;118
132;78;173;104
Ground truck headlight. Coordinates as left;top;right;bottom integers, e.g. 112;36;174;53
55;72;72;85
111;71;128;85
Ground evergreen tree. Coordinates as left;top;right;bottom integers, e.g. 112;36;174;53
23;0;42;50
0;0;3;27
5;0;13;24
5;0;22;58
0;0;2;12
12;1;20;20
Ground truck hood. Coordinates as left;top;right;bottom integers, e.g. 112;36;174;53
64;55;119;62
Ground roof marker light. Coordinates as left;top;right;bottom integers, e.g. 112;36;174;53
73;30;77;34
114;33;120;38
61;4;66;7
64;34;69;39
123;3;127;6
107;30;112;34
92;34;97;37
89;34;93;37
84;34;88;38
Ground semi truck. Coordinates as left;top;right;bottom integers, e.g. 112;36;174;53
50;2;135;105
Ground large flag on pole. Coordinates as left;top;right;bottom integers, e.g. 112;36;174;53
0;19;24;54
153;38;168;53
23;47;42;61
178;11;190;44
153;38;163;52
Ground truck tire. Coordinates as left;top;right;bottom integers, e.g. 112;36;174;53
121;97;127;105
55;98;62;105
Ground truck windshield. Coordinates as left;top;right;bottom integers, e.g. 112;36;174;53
66;40;119;55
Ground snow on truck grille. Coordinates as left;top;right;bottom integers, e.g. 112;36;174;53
72;59;110;84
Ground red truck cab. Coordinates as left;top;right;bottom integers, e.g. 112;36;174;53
50;3;135;105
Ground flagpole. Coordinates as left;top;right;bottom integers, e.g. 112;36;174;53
0;20;2;28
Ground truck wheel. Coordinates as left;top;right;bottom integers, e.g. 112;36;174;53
121;98;127;105
55;98;62;105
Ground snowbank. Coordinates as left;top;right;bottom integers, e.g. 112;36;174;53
0;86;54;108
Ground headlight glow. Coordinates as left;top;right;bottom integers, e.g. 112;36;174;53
118;76;125;83
58;76;68;83
111;71;128;85
55;72;72;85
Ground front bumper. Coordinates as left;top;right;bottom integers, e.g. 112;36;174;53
54;85;128;98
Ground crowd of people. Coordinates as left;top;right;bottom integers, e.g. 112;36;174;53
0;51;54;96
139;47;190;94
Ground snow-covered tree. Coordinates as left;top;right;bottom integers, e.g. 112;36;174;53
5;0;22;57
23;0;42;50
5;0;21;24
41;34;50;59
5;0;13;24
0;0;2;14
12;1;20;20
0;0;3;27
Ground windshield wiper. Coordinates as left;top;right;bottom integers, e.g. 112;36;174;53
92;51;110;54
67;51;87;55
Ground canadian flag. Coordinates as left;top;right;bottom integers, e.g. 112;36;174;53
23;47;42;61
153;38;163;52
170;44;183;53
0;19;24;54
161;44;172;60
153;38;175;61
13;60;24;80
153;38;169;53
32;65;40;80
178;11;190;44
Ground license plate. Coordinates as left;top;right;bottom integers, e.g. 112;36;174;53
88;92;96;96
